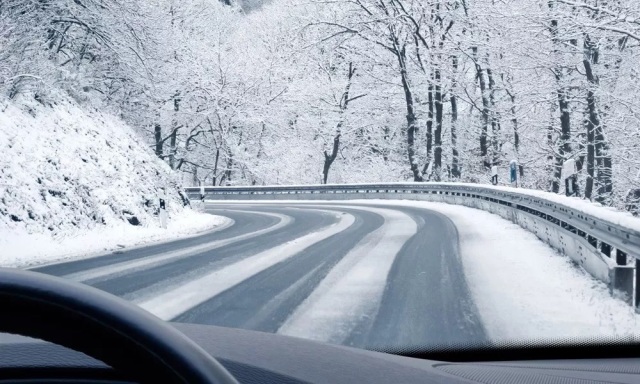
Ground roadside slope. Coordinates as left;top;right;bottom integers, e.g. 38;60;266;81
0;96;225;267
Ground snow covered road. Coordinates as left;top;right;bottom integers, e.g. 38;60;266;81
30;201;640;350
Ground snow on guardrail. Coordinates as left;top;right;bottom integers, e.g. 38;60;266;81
208;183;636;224
188;182;640;234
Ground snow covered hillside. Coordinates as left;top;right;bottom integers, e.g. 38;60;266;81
0;96;225;267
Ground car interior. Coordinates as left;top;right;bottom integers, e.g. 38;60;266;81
3;268;640;384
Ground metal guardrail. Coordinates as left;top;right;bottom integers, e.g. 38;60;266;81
185;183;640;309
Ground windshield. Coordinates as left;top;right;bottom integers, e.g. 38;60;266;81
1;0;640;357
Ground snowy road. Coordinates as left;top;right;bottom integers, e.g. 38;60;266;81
32;202;487;349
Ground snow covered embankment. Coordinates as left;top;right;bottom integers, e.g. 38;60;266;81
376;201;640;343
0;97;226;268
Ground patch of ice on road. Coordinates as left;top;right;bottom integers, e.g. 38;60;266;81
368;200;640;342
64;211;289;283
136;212;356;320
278;206;418;344
1;210;230;269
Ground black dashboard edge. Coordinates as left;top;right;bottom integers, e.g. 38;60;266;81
3;324;640;384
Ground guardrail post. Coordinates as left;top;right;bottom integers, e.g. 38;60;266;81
616;249;627;266
611;264;634;305
611;248;634;304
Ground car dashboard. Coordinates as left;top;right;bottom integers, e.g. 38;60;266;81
2;323;640;384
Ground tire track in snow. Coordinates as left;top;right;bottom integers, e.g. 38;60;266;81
90;207;339;299
173;206;385;332
31;209;270;276
63;210;292;283
277;206;418;344
344;203;486;349
136;211;356;320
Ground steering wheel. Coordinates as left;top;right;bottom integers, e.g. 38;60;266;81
0;268;238;384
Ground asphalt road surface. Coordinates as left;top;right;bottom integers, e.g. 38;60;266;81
33;202;487;350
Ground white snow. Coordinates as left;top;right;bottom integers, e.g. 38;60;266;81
278;206;417;343
235;199;640;342
63;211;289;282
366;200;640;342
0;96;227;268
205;182;640;234
137;211;356;320
2;209;229;269
452;182;640;235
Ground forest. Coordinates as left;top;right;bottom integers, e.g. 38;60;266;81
1;0;639;211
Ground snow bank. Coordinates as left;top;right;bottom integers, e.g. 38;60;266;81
435;181;640;235
372;200;640;342
0;95;225;267
4;210;228;269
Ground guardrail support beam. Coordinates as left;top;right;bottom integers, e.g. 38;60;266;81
611;265;634;305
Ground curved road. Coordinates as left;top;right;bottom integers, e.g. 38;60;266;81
33;202;487;350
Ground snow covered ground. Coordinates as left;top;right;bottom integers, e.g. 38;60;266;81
0;96;226;268
205;199;640;343
1;210;229;269
373;200;640;343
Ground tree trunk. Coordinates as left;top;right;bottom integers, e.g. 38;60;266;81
551;68;573;194
323;134;341;184
583;36;600;199
585;107;596;199
486;67;501;165
434;67;443;180
582;35;613;204
423;83;434;179
595;128;612;203
224;154;233;186
212;148;220;186
427;83;434;163
451;56;460;179
192;164;199;187
154;124;163;158
508;91;519;154
169;92;181;170
548;108;559;192
395;44;422;182
322;62;356;184
552;84;571;194
169;128;177;170
548;1;572;194
472;47;490;167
